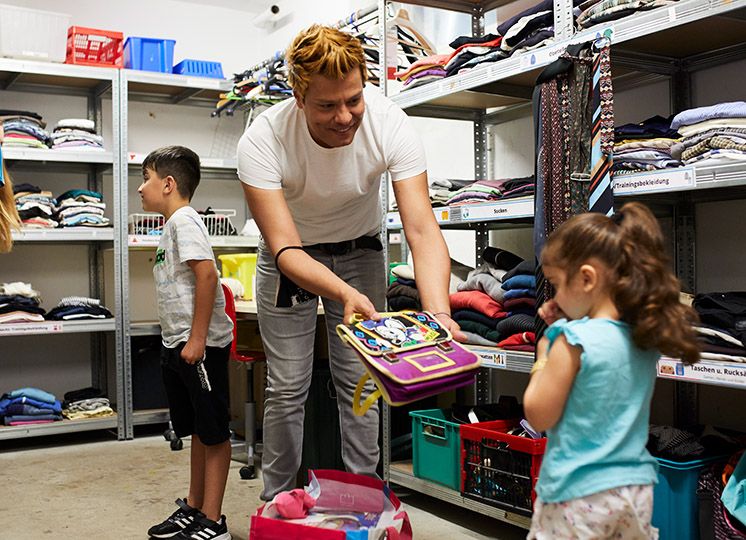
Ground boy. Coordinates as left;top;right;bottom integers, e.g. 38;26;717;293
140;146;233;540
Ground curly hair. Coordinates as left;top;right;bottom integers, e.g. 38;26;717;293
0;164;21;253
286;25;367;98
541;202;700;364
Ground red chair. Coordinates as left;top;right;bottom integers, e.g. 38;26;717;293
222;283;265;480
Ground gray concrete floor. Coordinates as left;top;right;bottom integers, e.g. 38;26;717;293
0;433;528;539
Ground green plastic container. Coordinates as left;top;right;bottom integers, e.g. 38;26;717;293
410;409;461;490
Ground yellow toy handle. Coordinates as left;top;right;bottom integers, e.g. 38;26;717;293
352;372;381;416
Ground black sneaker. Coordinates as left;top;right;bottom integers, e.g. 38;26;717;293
148;498;200;538
176;514;231;540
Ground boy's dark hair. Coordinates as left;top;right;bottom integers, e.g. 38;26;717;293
142;146;201;200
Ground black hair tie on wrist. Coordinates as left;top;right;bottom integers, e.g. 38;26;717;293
274;245;305;270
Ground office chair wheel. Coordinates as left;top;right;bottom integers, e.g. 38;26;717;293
164;428;178;441
239;465;256;480
170;438;184;451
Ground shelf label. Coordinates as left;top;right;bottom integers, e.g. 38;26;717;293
658;357;746;387
613;167;695;195
0;322;63;335
668;6;676;21
434;207;451;223
479;350;507;368
129;235;160;246
460;198;534;221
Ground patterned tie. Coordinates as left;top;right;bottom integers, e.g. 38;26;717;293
588;43;614;216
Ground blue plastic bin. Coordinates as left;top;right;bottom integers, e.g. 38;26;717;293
124;37;175;72
653;457;719;540
173;59;224;79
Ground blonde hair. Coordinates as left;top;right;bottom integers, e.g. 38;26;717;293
286;25;367;98
542;202;700;364
0;164;21;253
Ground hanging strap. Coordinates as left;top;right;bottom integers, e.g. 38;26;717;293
353;372;381;416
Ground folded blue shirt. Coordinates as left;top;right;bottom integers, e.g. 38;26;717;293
8;387;56;404
0;396;62;415
671;101;746;130
501;274;537;291
503;288;536;300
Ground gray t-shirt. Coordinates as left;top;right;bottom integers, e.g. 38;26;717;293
153;206;233;349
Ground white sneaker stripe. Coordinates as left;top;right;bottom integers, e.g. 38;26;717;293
197;531;213;539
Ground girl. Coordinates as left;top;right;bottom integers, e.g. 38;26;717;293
524;202;699;539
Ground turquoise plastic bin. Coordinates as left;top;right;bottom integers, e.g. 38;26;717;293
124;37;175;72
410;409;461;490
653;457;717;540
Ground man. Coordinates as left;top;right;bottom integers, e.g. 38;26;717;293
237;24;463;501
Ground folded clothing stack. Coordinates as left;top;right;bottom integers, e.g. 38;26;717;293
394;54;449;91
56;189;110;227
445;176;535;206
0;109;50;149
62;388;115;420
0;282;45;323
693;292;746;363
613;115;682;174
386;264;420;312
452;248;537;350
45;296;113;321
577;0;678;29
50;118;104;151
669;101;746;167
0;387;62;426
13;183;58;229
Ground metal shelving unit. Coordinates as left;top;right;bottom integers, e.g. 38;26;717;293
379;0;746;526
118;69;246;438
0;59;125;441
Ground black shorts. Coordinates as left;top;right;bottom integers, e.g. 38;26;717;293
160;342;231;445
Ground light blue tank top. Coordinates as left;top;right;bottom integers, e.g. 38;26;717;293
536;317;660;503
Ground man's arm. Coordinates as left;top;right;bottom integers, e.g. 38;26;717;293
181;259;219;364
394;172;466;341
242;183;379;323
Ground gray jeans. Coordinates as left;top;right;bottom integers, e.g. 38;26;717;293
255;241;385;500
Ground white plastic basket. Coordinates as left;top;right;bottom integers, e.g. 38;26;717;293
0;4;71;62
128;213;164;236
128;210;237;236
201;208;237;236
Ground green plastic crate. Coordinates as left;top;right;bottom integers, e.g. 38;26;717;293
410;409;461;490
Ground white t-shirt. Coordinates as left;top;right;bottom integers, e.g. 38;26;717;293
153;206;233;349
236;86;427;244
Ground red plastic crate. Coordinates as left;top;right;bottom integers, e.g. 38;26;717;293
66;26;123;68
460;420;546;516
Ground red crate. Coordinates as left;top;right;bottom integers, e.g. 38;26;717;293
460;420;546;516
66;26;123;68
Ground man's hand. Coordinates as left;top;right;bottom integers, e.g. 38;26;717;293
180;337;206;365
342;287;380;325
538;299;566;326
434;312;468;343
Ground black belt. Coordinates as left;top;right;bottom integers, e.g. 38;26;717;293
305;234;383;255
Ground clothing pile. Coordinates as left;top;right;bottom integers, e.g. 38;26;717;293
445;176;535;206
0;282;45;323
0;387;62;426
669;102;746;167
577;0;677;29
692;292;746;363
49;119;105;151
63;387;114;420
13;183;58;228
394;54;449;90
451;248;537;350
386;264;420;311
0;109;50;149
45;297;113;321
56;189;110;227
612;115;682;175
